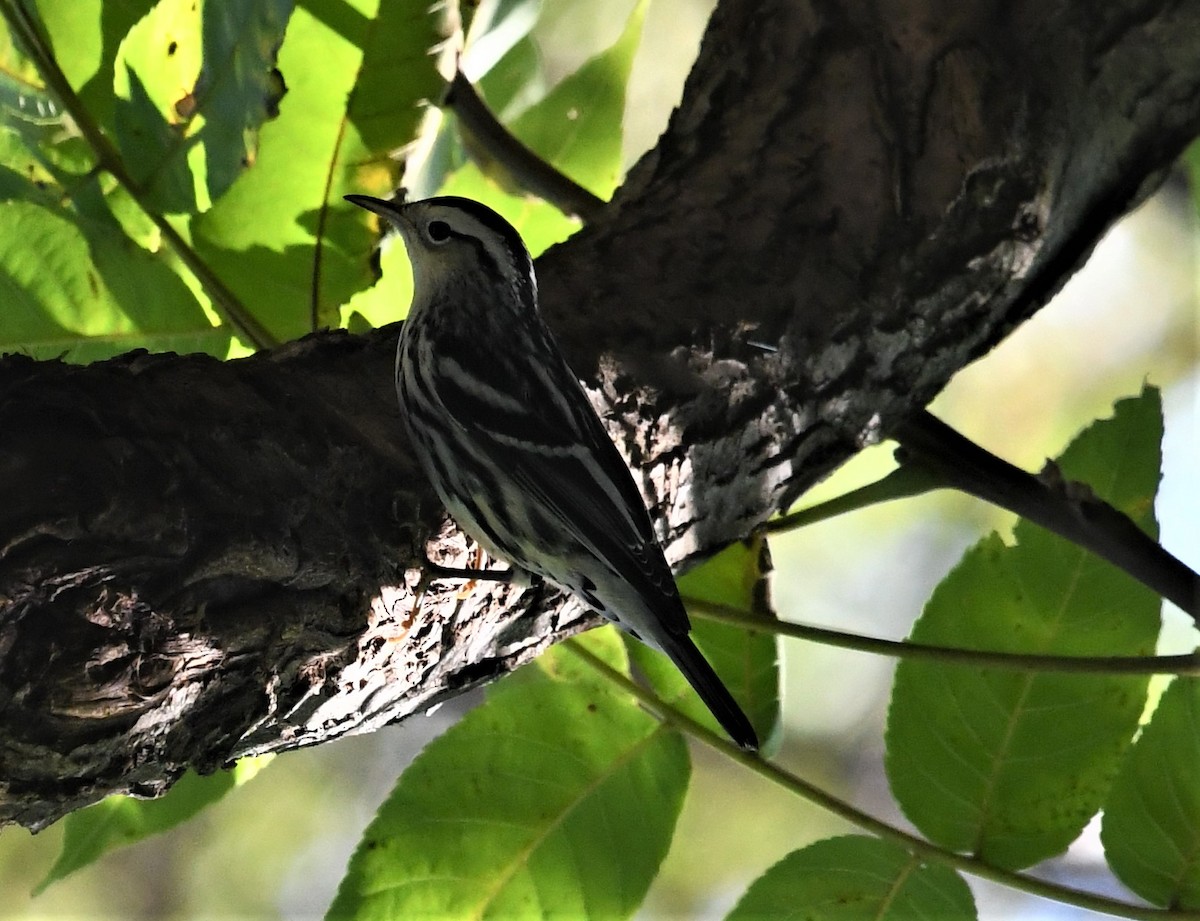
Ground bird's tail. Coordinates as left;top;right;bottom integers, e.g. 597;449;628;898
657;631;759;752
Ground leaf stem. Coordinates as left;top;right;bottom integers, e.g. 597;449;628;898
686;597;1199;675
565;638;1200;921
763;462;943;533
0;0;276;350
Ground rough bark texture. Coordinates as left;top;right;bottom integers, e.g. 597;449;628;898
2;0;1198;828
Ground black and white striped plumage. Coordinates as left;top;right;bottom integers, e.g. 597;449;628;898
346;194;758;752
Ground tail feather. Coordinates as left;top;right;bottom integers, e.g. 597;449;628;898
657;631;759;752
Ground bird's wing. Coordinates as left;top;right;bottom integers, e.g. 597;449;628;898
433;346;690;637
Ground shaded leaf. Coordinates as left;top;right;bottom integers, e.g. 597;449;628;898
461;0;542;85
1102;675;1200;908
0;69;93;178
112;0;203;213
1185;136;1200;221
885;388;1163;869
506;0;645;201
194;0;295;200
671;536;780;748
329;628;689;921
0;199;221;361
35;0;157;130
432;0;647;254
34;757;272;894
476;35;544;122
727;836;976;921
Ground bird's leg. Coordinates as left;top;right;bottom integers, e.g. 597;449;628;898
425;556;516;584
420;546;542;594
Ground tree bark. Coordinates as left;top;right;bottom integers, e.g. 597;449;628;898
2;0;1198;829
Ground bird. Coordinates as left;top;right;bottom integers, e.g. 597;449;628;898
345;192;758;752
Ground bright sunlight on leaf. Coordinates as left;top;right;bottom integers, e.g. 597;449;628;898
328;628;689;921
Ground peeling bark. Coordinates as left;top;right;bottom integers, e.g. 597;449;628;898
2;0;1198;828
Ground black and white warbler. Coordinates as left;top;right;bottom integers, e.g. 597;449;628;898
346;193;758;752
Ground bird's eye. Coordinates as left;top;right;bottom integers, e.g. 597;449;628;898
426;220;452;243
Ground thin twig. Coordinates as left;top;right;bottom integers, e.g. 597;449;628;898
443;70;607;222
565;639;1197;921
686;597;1200;675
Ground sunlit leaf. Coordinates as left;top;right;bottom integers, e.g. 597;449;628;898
35;0;157;129
329;628;688;921
194;0;441;342
193;0;294;201
0;199;221;361
112;0;203;213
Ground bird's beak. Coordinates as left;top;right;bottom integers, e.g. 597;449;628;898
345;194;406;223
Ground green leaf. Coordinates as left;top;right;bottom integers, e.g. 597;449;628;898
35;0;157;131
476;36;544;122
727;836;977;921
193;0;442;341
34;757;272;894
0;199;222;361
109;0;294;211
112;0;204;213
885;387;1163;869
1185;137;1200;221
0;126;63;204
109;0;295;210
431;0;647;254
462;0;542;87
0;69;93;181
329;628;689;921
339;230;413;328
194;0;295;201
1101;674;1200;908
507;0;645;201
669;536;780;748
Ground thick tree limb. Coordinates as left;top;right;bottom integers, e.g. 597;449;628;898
2;0;1198;828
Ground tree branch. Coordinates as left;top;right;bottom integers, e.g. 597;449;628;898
893;411;1200;620
2;0;1199;828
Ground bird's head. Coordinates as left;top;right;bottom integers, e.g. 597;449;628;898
346;194;537;319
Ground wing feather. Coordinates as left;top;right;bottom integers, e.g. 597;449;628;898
433;345;689;636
